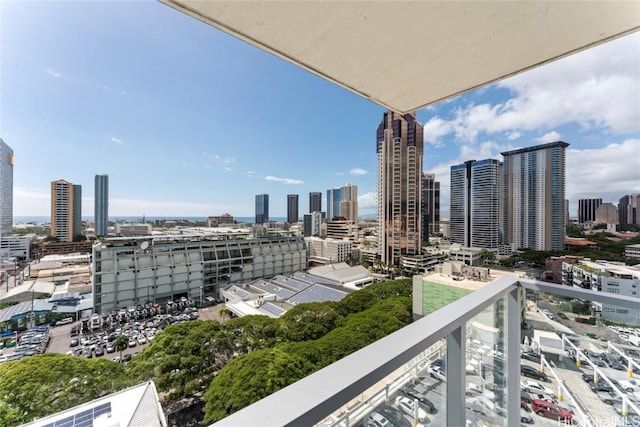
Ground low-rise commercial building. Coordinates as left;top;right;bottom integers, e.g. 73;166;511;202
625;243;640;260
0;235;31;260
115;223;153;236
563;260;640;325
92;234;307;313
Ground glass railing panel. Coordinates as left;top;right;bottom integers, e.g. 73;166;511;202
314;339;448;427
520;286;640;427
464;293;509;427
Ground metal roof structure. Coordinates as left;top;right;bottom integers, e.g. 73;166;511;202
24;381;166;427
159;1;639;113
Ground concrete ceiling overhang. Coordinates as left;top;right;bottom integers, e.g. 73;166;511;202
160;1;640;114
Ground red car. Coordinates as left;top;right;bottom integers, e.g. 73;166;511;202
531;399;573;422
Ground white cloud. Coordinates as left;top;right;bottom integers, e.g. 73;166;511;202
506;131;521;141
423;117;453;146
567;138;640;213
265;175;303;185
350;167;368;176
110;137;123;145
358;192;378;211
46;68;61;78
245;171;255;178
223;157;236;164
537;131;561;144
420;33;640;143
221;167;233;172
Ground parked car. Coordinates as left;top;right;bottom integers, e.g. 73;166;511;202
364;411;391;427
531;399;573;422
521;365;548;382
520;352;541;363
521;379;555;396
401;385;437;414
69;338;79;347
375;405;411;427
520;407;534;424
428;365;446;382
57;317;73;326
556;312;569;320
620;379;640;393
598;390;623;405
395;396;428;421
122;354;132;362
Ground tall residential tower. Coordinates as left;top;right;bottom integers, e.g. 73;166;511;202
255;194;269;224
309;192;322;213
450;160;501;249
422;173;440;241
377;110;424;265
94;174;109;236
502;141;568;251
326;188;341;220
51;179;82;242
339;183;358;222
287;194;299;223
0;139;13;236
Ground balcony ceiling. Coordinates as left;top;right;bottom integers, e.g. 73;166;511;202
160;1;640;114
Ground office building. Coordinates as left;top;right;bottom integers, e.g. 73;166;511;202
114;223;153;236
0;235;30;260
94;174;109;236
422;173;440;241
92;235;307;313
619;194;640;225
450;159;501;249
377;110;424;265
287;194;299;223
577;197;602;223
595;202;618;225
309;192;322;213
339;183;358;222
255;194;269;224
563;260;639;325
306;237;352;264
326;188;341;220
50;179;82;242
502;141;568;251
0;139;13;236
303;211;324;237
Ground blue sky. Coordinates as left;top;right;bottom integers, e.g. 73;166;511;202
2;1;639;220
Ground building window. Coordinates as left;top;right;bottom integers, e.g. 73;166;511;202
606;288;619;294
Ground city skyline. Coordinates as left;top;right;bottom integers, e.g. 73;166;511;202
2;2;639;219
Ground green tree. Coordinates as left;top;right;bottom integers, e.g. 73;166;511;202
0;354;131;426
218;306;232;322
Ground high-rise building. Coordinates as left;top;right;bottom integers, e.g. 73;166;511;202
339;183;358;222
255;194;269;224
577;198;602;223
377;110;424;265
502;141;568;251
618;194;640;225
619;195;630;225
303;211;324;237
422;173;440;241
51;179;82;242
450;159;501;249
595;203;619;225
309;192;322;213
326;188;341;220
0;139;13;236
94;174;109;236
287;194;299;223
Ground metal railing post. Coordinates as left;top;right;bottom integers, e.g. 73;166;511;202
446;325;465;427
506;288;521;427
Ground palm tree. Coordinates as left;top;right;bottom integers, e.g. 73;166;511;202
218;307;232;323
113;335;129;362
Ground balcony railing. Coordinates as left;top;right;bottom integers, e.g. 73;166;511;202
211;277;639;426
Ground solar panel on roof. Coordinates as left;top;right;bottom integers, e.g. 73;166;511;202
42;401;112;427
259;302;286;317
288;284;347;304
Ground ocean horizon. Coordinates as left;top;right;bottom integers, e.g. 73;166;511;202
14;216;288;225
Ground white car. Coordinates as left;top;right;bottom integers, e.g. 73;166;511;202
428;365;446;382
466;383;483;395
521;379;555;396
620;379;640;393
395;396;428;421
